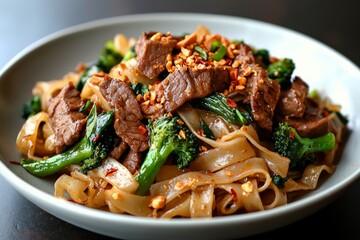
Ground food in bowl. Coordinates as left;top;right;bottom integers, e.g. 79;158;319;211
15;24;348;218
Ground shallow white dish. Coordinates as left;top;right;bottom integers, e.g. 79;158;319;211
0;12;359;240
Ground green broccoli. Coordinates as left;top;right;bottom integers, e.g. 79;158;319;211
22;95;41;119
20;104;116;177
130;82;149;96
194;92;253;126
121;44;136;62
253;49;270;66
135;115;199;195
76;40;123;91
267;58;295;87
273;122;336;171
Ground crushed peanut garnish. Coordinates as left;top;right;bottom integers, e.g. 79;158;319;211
241;181;253;196
174;181;185;191
149;195;166;209
179;130;186;139
112;192;121;200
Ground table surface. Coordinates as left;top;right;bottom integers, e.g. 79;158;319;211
1;0;360;239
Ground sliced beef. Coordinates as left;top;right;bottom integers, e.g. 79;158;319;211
121;150;144;174
163;66;231;112
135;32;178;79
276;76;309;118
284;98;332;138
244;64;281;133
99;75;149;152
47;82;87;154
236;43;256;64
109;140;128;160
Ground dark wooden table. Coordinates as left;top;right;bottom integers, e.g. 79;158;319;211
1;0;360;239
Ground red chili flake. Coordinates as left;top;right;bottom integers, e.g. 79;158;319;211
154;80;162;85
105;167;118;176
230;188;238;203
194;58;209;65
206;170;212;174
289;131;295;139
67;199;77;203
138;124;148;135
9;160;21;165
92;133;101;143
226;98;237;108
234;67;239;79
230;80;238;86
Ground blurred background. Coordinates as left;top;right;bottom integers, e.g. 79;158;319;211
1;0;359;69
0;0;359;239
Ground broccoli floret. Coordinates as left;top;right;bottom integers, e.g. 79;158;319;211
21;104;116;177
267;58;295;87
273;122;336;171
22;95;41;119
253;49;270;66
135;115;199;195
194;92;253;126
77;40;123;91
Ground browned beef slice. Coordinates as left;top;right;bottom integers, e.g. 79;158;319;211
135;32;177;79
109;140;128;160
99;75;149;152
162;66;231;112
245;65;281;132
285;98;332;138
236;43;256;64
121;150;144;174
276;76;309;118
47;82;87;154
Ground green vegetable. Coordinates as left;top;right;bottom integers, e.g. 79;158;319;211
194;46;208;60
267;58;295;87
273;122;336;171
122;45;136;62
194;92;253;126
79;100;91;113
22;95;41;119
76;40;123;91
20;104;116;177
135;115;199;195
210;40;227;61
130;82;149;96
200;117;215;140
253;49;270;66
272;174;288;188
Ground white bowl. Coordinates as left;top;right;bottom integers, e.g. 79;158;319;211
0;13;359;240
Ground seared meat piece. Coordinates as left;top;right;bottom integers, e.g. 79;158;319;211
276;76;309;118
163;66;231;112
121;150;144;174
284;98;333;138
235;43;281;133
245;65;281;133
135;32;178;79
140;66;231;117
99;75;149;152
236;43;256;64
286;113;332;138
47;82;87;154
109;140;128;160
